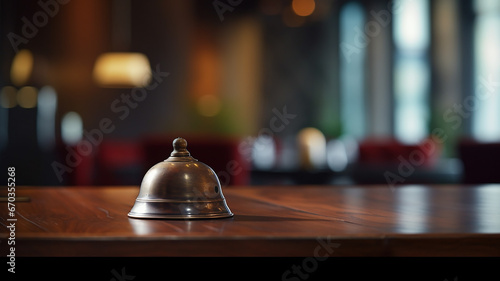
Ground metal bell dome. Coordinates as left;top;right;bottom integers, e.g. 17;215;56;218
128;137;233;219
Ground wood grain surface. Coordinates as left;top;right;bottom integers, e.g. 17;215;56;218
1;185;499;257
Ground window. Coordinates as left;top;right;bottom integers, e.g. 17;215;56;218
473;0;500;141
393;0;430;144
339;2;366;138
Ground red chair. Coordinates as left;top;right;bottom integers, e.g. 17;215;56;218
458;138;500;183
352;137;442;184
54;140;96;186
94;140;144;185
55;139;144;186
358;137;439;166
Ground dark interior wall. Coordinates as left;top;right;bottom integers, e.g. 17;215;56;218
1;0;196;140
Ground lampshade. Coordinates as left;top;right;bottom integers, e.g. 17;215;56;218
92;52;152;88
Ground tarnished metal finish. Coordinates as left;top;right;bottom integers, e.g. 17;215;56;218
128;137;233;219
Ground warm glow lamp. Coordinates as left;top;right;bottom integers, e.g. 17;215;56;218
92;0;152;88
92;52;151;88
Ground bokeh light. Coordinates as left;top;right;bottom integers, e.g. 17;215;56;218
292;0;316;17
10;49;33;86
1;86;18;108
17;86;38;108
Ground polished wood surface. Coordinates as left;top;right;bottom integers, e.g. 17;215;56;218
1;185;499;257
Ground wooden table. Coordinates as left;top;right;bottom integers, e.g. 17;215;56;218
1;185;499;257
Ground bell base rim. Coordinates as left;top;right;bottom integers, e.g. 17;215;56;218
127;212;234;220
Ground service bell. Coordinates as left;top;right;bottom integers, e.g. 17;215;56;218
128;137;233;219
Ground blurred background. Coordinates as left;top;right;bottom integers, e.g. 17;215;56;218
1;0;499;187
